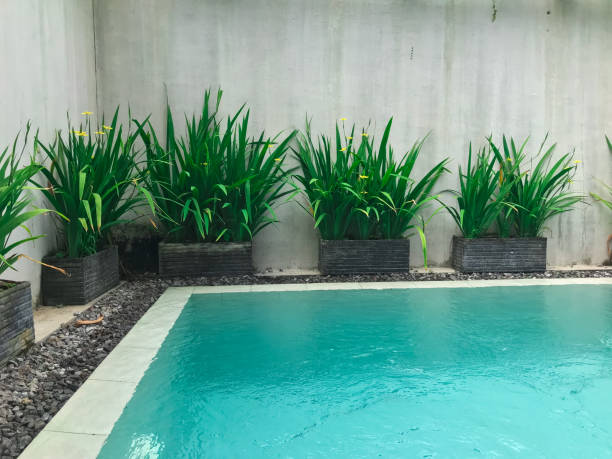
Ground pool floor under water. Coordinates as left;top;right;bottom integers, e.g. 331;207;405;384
99;285;612;457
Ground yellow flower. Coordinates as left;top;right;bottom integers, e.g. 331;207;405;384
361;133;369;137
274;157;282;162
81;111;93;116
77;132;87;137
360;191;368;194
102;125;113;130
131;178;139;185
95;131;105;135
359;174;368;180
347;136;353;140
568;179;573;183
339;147;346;152
73;130;82;135
201;162;208;166
339;117;347;121
573;160;581;164
506;157;512;162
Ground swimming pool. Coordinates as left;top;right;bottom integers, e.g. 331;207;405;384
97;282;612;457
20;280;612;458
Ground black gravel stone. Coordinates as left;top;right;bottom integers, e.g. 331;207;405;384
0;269;610;457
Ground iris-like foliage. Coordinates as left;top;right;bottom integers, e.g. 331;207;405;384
293;121;363;240
590;135;612;212
590;136;612;262
0;125;52;276
490;135;582;237
445;143;518;238
293;118;449;241
135;89;297;243
34;109;144;258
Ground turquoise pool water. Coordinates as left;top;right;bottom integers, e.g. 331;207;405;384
99;285;612;458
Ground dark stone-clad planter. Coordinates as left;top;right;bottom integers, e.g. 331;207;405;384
0;281;33;365
158;242;253;277
41;246;120;305
452;236;547;272
319;239;411;275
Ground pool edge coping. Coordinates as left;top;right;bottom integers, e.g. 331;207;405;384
19;277;612;458
190;277;612;294
18;287;193;459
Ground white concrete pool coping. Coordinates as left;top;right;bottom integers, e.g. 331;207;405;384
19;277;612;458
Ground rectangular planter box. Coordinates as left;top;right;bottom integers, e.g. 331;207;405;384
0;281;33;365
41;246;120;305
452;236;547;272
319;239;411;275
159;242;253;277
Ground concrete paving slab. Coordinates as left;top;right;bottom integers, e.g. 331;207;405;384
45;379;137;435
89;345;158;383
19;431;107;459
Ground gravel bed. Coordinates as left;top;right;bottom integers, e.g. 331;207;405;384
1;269;610;457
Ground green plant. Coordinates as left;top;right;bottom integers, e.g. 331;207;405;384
590;135;612;262
444;143;518;238
416;206;445;270
34;109;145;258
293;118;449;242
0;124;52;277
135;89;297;243
491;135;582;237
293;121;365;240
590;135;612;212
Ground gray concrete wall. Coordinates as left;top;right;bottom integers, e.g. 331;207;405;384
94;0;612;269
0;0;97;303
2;0;611;300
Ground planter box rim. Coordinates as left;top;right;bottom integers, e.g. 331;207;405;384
454;235;546;240
43;245;118;263
0;280;30;298
0;279;30;287
159;241;252;246
321;238;408;242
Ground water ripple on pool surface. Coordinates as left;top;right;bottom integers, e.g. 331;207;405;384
99;285;612;458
